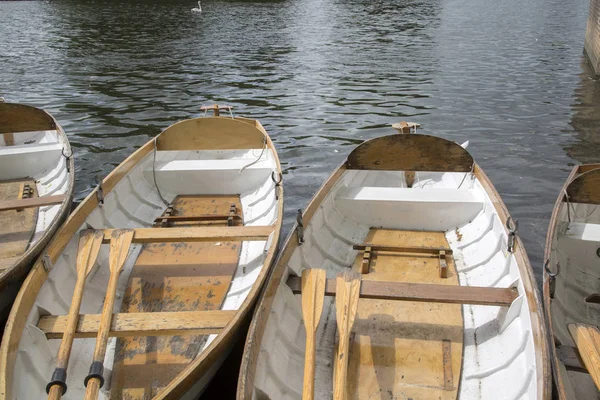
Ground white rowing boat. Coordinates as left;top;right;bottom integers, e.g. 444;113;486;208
238;132;550;399
0;102;74;331
544;164;600;399
0;106;283;399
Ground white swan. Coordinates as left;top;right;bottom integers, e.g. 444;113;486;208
192;1;202;12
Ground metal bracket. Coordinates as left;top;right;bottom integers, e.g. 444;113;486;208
94;176;104;205
271;171;282;200
62;147;73;173
42;253;53;273
506;217;518;253
545;259;559;298
296;209;305;245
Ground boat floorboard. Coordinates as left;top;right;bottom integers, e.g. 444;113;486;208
109;195;242;399
346;228;463;400
0;178;37;271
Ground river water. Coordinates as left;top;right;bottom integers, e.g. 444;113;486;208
1;0;598;300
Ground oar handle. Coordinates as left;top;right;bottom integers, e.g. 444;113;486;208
302;330;317;400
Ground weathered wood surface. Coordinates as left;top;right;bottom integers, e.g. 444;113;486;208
333;271;361;400
156;117;265;150
286;277;517;306
568;323;600;391
353;244;453;255
300;269;326;400
345;134;474;172
100;225;273;244
566;168;600;204
38;310;236;339
47;230;104;400
110;195;243;399
346;229;463;400
0;179;38;271
0;194;65;212
0;103;56;134
84;229;134;400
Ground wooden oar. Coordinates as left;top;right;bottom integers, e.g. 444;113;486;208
83;229;134;400
46;229;104;399
301;268;326;400
333;271;361;400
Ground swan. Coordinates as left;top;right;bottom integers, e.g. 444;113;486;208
192;1;202;12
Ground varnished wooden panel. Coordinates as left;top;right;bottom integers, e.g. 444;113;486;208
156;117;266;150
345;229;462;400
566;168;600;204
345;134;473;172
110;195;242;399
0;103;56;134
0;179;37;271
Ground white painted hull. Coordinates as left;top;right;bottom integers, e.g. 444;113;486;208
0;115;282;399
238;134;550;400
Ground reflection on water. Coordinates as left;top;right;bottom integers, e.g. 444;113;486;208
568;58;600;164
0;0;598;282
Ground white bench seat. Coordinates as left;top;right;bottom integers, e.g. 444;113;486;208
335;186;483;231
565;222;600;242
0;142;64;180
144;158;273;195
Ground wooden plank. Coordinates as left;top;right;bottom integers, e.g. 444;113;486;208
345;134;473;172
110;195;243;398
360;246;371;274
353;244;453;255
442;339;454;390
101;225;273;244
439;251;448;278
568;323;600;390
152;214;241;223
0;179;38;268
346;229;462;399
38;310;236;339
287;276;517;306
566;168;600;204
0;194;65;212
0;103;56;134
156;117;266;150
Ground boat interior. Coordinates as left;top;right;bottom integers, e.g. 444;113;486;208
6;116;280;399
0;103;71;273
251;135;543;400
547;166;600;399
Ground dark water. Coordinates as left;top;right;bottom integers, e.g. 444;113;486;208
1;0;599;305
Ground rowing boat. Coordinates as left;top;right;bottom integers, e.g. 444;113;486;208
0;102;74;332
0;106;283;399
544;164;600;399
238;132;550;399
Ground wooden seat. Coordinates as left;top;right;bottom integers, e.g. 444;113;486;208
100;225;273;243
335;187;483;231
37;310;235;339
0;194;65;212
287;276;517;306
568;323;600;391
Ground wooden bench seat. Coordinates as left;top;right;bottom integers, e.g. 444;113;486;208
287;275;517;307
568;323;600;391
37;310;236;339
0;194;65;212
100;225;274;244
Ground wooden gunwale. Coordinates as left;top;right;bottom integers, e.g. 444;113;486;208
542;164;598;400
237;136;550;399
0;116;283;400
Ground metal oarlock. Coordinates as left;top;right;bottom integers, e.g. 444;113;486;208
506;217;518;253
296;209;305;245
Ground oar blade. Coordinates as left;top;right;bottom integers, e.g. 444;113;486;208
83;230;105;277
109;229;134;274
301;268;327;331
335;271;361;335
